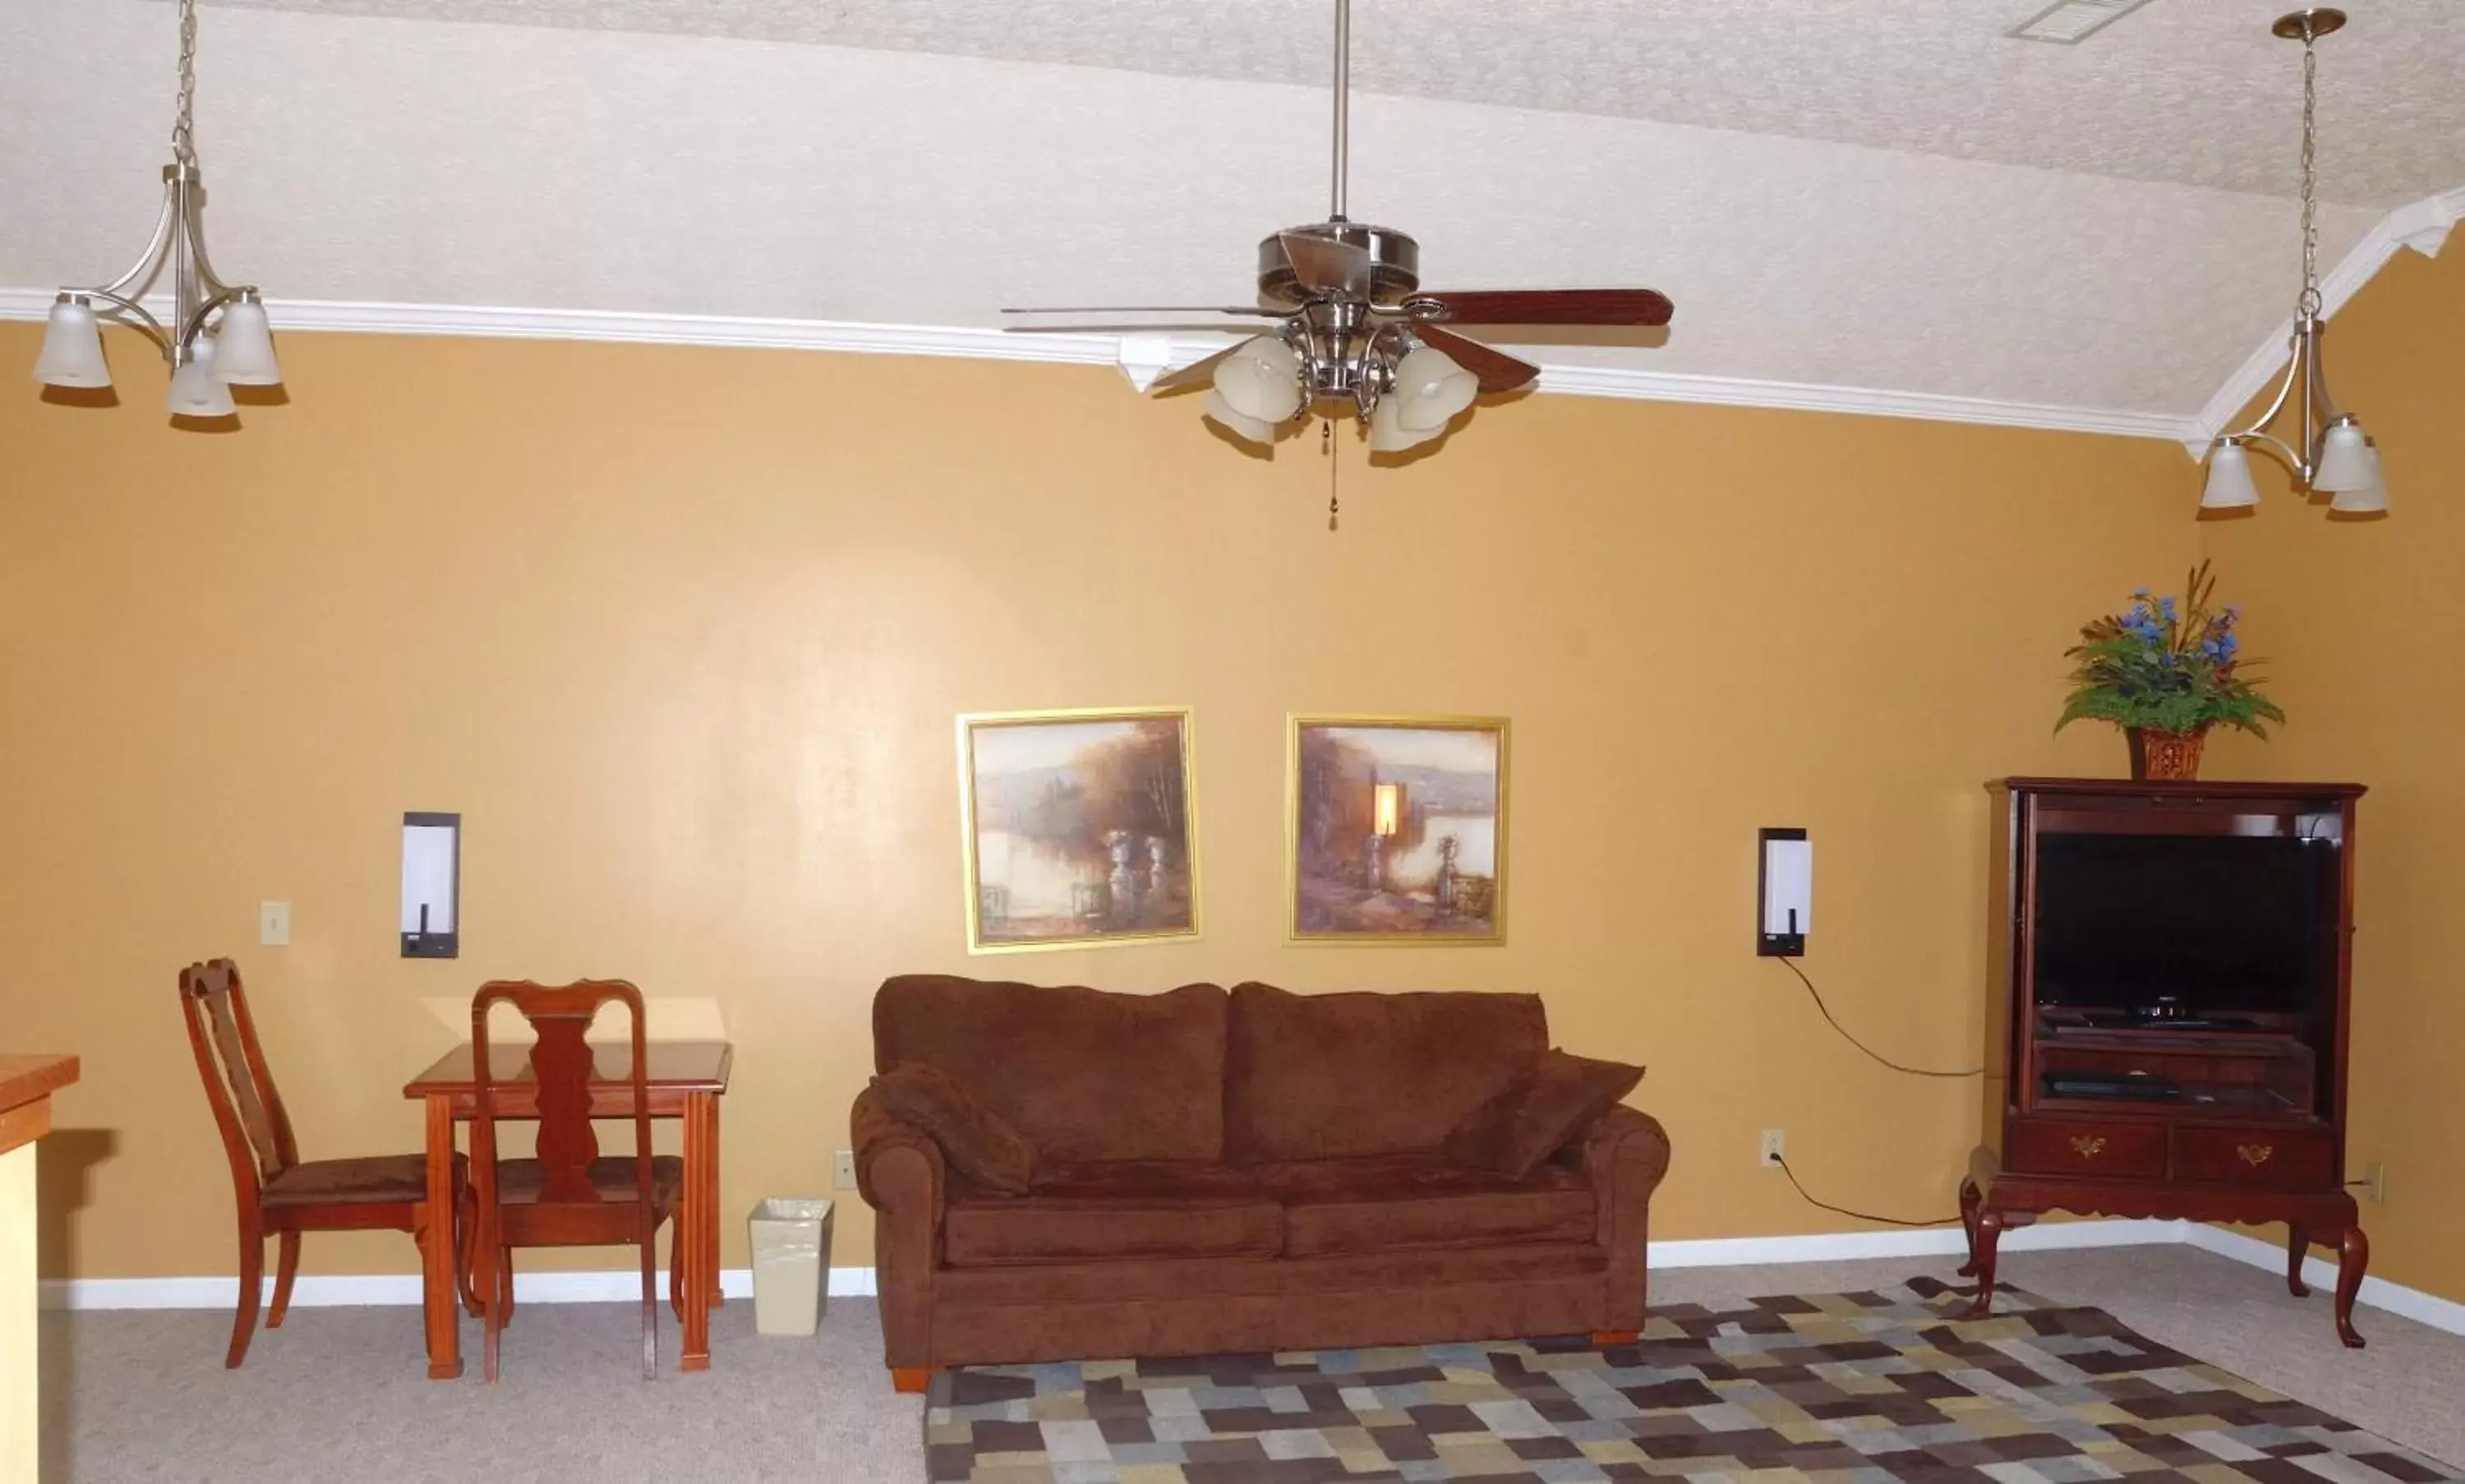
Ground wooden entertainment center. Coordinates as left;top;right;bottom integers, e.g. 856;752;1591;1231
1960;777;2371;1347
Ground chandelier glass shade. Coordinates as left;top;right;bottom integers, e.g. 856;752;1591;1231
32;0;283;422
2200;9;2385;514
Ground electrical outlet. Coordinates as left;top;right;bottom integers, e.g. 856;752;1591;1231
258;901;291;947
1758;1128;1785;1168
833;1150;857;1191
2361;1160;2387;1203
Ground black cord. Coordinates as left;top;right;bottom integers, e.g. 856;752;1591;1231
1776;955;1984;1080
1775;1154;1961;1228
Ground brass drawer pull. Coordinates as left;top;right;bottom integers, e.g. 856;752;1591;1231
2071;1136;2107;1159
2238;1143;2274;1168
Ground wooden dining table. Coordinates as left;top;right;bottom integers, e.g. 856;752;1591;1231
403;1040;732;1379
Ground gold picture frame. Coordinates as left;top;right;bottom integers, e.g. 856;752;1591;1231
956;707;1202;954
1285;713;1509;946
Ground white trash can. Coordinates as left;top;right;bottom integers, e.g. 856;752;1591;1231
747;1197;833;1337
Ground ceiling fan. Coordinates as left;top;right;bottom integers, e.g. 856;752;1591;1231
1002;0;1675;455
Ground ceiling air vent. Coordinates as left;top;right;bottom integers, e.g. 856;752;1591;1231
2007;0;2158;44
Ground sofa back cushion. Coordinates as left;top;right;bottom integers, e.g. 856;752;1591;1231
1223;982;1547;1164
873;975;1228;1164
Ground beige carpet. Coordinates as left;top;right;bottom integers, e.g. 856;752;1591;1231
39;1244;2465;1483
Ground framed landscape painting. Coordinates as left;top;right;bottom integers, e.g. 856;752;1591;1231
1287;714;1509;945
957;707;1201;953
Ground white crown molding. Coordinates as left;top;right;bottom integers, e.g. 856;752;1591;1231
40;1221;2463;1339
0;288;2199;445
2186;183;2465;459
1529;364;2199;443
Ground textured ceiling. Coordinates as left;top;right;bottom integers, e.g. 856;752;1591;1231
0;0;2448;423
156;0;2465;206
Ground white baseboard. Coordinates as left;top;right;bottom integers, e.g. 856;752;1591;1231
1647;1217;2186;1269
44;1265;876;1311
44;1224;2459;1338
2185;1225;2465;1338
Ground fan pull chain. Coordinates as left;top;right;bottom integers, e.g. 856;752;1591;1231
1324;419;1339;531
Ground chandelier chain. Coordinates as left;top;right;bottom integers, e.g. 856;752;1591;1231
2298;31;2320;317
173;0;200;166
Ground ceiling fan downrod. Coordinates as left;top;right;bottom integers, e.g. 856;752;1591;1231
1329;0;1350;222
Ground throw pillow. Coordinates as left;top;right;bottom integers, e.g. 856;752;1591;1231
1440;1048;1643;1179
869;1062;1037;1194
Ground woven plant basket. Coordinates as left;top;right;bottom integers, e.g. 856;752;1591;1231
2126;726;2207;781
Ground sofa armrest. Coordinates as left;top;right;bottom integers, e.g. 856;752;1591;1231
1581;1104;1672;1330
853;1085;947;1367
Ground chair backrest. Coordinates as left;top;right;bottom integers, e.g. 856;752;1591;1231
178;959;299;1196
469;979;652;1207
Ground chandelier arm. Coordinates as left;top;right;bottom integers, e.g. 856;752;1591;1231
2237;429;2307;477
178;286;251;350
2305;323;2344;433
79;289;174;356
2224;333;2307;444
2297;320;2315;466
88;183;182;302
177;177;238;306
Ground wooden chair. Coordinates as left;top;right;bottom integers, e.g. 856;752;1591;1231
469;979;683;1381
179;958;474;1368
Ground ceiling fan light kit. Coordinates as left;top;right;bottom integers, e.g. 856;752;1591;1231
2201;8;2389;516
1003;0;1674;469
31;0;283;423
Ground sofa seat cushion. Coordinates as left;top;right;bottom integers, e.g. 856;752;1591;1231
934;1242;1607;1307
944;1165;1280;1268
1263;1155;1597;1259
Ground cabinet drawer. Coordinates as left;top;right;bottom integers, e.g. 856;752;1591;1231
2171;1124;2335;1189
2007;1118;2168;1178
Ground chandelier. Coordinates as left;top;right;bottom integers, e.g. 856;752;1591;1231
31;0;283;421
2200;8;2383;514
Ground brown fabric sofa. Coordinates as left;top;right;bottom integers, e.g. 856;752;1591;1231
852;975;1672;1385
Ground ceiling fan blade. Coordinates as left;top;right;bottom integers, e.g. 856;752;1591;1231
1413;326;1541;394
1275;232;1374;296
1406;288;1675;328
1001;306;1288;316
1149;343;1246;393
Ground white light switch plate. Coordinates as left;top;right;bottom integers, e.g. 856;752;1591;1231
259;901;291;947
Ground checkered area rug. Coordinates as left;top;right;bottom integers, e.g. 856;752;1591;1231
923;1276;2461;1483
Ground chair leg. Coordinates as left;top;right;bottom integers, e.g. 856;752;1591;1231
225;1215;265;1369
456;1195;484;1318
670;1229;686;1321
481;1240;505;1384
892;1366;937;1394
267;1230;302;1329
640;1225;660;1380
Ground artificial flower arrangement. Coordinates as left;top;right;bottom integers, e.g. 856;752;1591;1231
2057;561;2283;781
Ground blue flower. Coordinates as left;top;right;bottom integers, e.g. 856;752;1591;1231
2133;588;2153;598
2159;597;2178;619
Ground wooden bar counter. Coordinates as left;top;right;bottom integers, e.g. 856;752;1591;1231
3;1053;81;1481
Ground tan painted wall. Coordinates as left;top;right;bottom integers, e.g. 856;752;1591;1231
2200;241;2465;1307
0;322;2196;1281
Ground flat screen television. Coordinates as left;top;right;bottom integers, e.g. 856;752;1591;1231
2032;831;2337;1017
